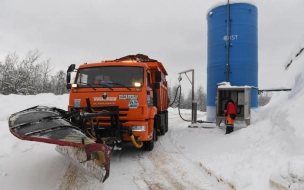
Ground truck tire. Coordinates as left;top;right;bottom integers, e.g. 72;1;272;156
159;125;165;136
143;128;156;151
155;114;165;136
155;126;158;141
165;112;168;132
160;115;165;136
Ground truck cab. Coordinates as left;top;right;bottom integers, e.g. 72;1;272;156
66;54;169;151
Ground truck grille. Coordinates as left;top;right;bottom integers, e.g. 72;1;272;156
73;106;130;125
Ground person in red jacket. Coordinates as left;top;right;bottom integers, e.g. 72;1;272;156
224;98;237;134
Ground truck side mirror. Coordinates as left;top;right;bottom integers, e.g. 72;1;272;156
67;73;71;83
155;70;161;83
67;64;76;72
66;73;71;90
66;64;76;90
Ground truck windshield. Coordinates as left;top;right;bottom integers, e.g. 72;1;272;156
75;66;144;88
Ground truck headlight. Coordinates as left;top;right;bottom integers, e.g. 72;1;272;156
72;84;78;88
132;126;146;131
134;82;141;87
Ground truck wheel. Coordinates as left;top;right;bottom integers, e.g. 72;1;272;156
154;127;158;141
155;115;165;136
159;125;165;136
143;128;156;151
165;112;168;132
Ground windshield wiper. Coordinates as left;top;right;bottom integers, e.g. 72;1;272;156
87;83;97;90
110;82;131;90
78;83;96;90
93;83;114;90
78;82;131;91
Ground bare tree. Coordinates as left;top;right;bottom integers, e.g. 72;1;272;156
169;83;182;108
50;70;68;95
0;52;19;94
178;91;186;109
168;80;173;103
184;89;193;109
39;59;54;93
195;85;207;111
17;50;42;94
0;50;67;95
169;83;207;110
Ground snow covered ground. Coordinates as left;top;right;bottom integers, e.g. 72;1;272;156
1;51;304;189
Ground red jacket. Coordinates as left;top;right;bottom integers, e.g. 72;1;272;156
224;102;236;116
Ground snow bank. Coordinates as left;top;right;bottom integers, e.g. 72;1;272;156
1;49;304;190
174;35;304;189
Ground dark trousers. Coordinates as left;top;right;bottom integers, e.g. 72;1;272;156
226;124;234;134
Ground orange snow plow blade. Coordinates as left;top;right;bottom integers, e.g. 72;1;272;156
8;106;111;182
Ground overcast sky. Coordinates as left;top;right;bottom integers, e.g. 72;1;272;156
1;0;304;93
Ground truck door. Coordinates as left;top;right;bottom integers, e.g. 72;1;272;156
146;71;153;106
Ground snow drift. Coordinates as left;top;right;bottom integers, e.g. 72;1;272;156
1;45;304;189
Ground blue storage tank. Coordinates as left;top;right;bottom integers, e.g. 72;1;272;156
206;3;258;121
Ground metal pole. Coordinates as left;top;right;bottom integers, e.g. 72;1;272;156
192;69;194;105
225;0;231;82
178;69;196;123
192;70;196;123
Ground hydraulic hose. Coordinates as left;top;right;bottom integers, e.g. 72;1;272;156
172;83;213;124
169;85;181;107
176;85;192;122
130;135;143;148
87;130;97;141
168;84;192;122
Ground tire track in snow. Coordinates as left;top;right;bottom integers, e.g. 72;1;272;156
134;128;220;190
56;111;225;190
132;111;230;190
57;162;103;190
58;163;79;190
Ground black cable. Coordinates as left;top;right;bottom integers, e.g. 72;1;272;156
169;85;181;107
170;83;214;123
177;85;192;122
285;47;304;70
237;105;242;114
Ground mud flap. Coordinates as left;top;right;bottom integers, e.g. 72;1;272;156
8;105;111;182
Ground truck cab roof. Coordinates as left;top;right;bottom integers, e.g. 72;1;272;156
78;54;168;76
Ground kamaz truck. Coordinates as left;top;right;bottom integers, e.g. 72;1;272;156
8;54;169;182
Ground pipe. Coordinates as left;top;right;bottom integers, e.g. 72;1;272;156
225;0;231;82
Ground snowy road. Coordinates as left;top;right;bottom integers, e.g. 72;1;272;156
3;89;304;189
2;40;304;189
55;111;230;190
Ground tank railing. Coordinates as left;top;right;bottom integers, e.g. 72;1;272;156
258;88;292;94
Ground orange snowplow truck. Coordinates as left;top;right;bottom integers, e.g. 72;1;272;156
8;54;168;182
66;54;169;151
